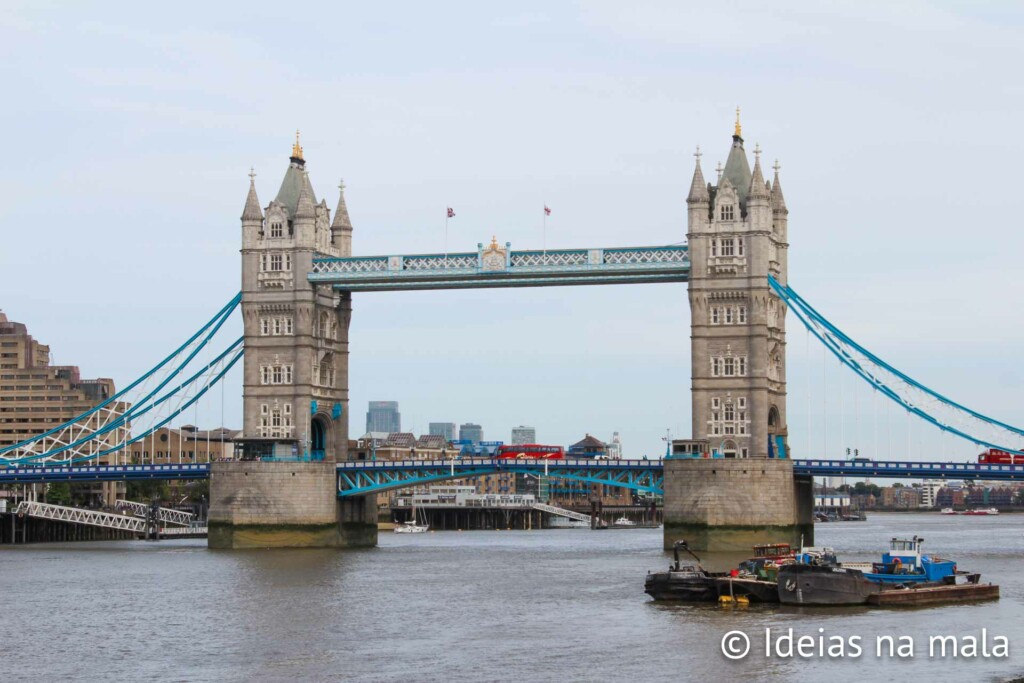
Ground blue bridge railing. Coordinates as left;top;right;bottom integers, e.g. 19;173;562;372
3;459;1024;488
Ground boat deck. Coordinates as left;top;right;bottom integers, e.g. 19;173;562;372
868;583;999;606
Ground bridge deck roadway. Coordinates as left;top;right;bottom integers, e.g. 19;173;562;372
2;459;1023;488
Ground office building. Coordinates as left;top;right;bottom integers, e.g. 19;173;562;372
459;422;483;444
429;422;455;442
128;425;240;464
366;401;400;434
0;311;130;505
511;425;536;445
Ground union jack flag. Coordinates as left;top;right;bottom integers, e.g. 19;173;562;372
544;205;551;216
447;207;455;218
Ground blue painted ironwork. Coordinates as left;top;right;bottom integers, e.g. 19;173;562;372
309;245;689;291
335;458;665;497
0;463;210;484
0;295;242;463
4;458;1024;486
792;459;1024;480
64;344;244;465
770;276;1024;455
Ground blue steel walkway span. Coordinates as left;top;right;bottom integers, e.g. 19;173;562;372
308;245;690;291
335;458;1024;497
4;459;1024;487
335;458;665;497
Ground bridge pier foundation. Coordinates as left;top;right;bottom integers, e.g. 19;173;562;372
662;459;813;552
208;462;377;549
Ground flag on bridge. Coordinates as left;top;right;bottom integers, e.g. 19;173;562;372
544;205;551;216
447;207;455;218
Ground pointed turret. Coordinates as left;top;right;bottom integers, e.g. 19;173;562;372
241;168;263;222
721;107;752;210
295;171;316;221
332;179;353;229
748;145;769;201
686;147;710;204
331;179;354;256
274;131;317;218
771;160;788;214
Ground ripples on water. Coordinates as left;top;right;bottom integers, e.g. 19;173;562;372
2;513;1023;682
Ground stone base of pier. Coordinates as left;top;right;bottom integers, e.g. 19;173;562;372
208;461;377;549
662;458;813;552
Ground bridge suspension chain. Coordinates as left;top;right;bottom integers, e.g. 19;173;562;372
772;277;1024;456
0;295;242;466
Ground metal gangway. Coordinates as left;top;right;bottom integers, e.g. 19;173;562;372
530;502;591;523
15;501;148;534
13;501;207;538
116;499;194;527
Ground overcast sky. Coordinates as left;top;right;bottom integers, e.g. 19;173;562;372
2;1;1022;459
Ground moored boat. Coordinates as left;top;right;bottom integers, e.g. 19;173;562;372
644;541;728;602
394;520;429;534
778;536;973;605
613;516;637;527
723;545;837;604
778;563;880;605
963;507;999;516
715;575;780;603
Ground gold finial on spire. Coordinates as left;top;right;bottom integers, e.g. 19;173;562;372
490;235;500;250
292;129;304;160
734;106;742;137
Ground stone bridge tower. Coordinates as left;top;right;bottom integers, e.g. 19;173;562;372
663;112;812;551
686;113;789;459
209;133;377;549
236;133;352;464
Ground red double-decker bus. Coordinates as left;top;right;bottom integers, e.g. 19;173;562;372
495;444;565;459
978;448;1024;465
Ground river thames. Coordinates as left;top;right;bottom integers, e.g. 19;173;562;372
2;512;1022;682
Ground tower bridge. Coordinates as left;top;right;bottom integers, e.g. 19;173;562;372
5;120;1023;551
209;115;797;551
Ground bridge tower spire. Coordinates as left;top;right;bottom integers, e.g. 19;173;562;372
211;135;374;549
686;123;788;460
665;115;807;551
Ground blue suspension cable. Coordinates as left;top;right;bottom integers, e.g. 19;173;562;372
771;277;1024;455
775;278;1024;439
70;347;244;464
0;294;241;456
1;337;243;464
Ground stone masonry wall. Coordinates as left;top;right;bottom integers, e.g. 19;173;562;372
208;461;376;548
663;458;811;551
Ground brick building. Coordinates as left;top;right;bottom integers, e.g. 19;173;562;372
0;311;130;505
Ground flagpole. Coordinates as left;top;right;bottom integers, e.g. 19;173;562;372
444;209;449;269
543;202;547;256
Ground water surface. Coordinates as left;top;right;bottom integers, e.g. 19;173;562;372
2;513;1022;682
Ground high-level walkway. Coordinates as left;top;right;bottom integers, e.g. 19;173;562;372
308;245;690;291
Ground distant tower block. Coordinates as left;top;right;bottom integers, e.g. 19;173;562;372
209;134;376;549
663;114;811;551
